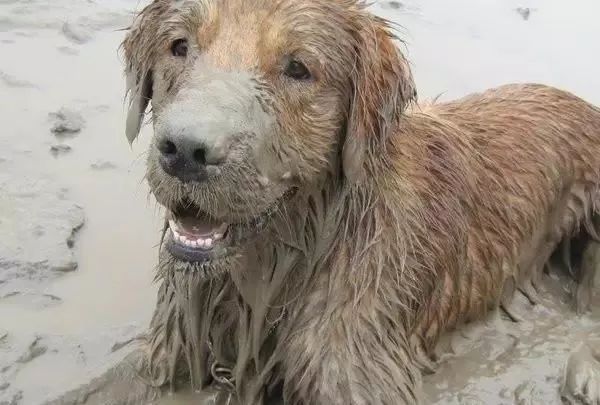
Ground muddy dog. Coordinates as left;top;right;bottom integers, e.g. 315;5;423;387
48;0;600;404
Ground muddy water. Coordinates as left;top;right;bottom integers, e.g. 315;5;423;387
0;0;599;404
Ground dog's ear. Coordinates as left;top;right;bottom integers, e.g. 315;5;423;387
124;65;153;145
343;15;417;183
121;4;159;146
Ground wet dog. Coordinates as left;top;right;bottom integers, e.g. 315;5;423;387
49;1;600;404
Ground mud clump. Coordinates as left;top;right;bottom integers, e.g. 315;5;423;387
49;108;84;135
561;341;600;405
0;71;37;89
16;338;47;364
0;391;23;405
61;22;93;44
382;1;404;10
0;177;85;293
0;292;62;310
50;144;72;157
90;161;117;171
516;7;533;20
57;46;79;56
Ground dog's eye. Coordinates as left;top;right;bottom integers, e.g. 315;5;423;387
284;60;311;80
171;39;188;58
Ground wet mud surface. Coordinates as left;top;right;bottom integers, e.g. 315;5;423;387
1;0;599;404
0;1;160;403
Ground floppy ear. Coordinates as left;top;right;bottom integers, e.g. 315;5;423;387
121;2;161;146
125;65;153;145
343;15;417;183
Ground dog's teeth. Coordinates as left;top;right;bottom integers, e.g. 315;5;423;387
169;218;226;249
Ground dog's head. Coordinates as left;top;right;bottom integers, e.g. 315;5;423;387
123;0;415;274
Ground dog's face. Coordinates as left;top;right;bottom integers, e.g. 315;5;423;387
123;0;415;274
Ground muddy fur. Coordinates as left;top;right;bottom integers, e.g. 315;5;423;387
53;1;600;404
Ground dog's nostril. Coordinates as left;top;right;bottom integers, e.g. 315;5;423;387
158;139;177;156
193;147;207;165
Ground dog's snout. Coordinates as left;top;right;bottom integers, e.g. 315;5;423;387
153;73;272;183
157;132;227;183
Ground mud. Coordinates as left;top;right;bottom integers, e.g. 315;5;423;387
49;108;85;135
0;0;599;404
0;0;160;403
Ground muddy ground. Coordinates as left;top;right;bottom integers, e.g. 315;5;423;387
0;0;599;404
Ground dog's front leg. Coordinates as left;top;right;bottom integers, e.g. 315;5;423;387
281;298;423;405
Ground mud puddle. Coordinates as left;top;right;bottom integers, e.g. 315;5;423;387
0;0;599;404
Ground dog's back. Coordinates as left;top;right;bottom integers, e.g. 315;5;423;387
410;83;600;344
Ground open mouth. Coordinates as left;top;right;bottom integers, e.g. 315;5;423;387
165;206;231;263
164;188;297;264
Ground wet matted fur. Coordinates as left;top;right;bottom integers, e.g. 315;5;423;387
48;1;600;404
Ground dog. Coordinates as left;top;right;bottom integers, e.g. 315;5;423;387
48;1;600;404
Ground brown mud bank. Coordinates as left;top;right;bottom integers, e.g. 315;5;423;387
1;0;599;404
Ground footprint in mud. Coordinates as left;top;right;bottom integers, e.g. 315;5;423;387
561;341;600;404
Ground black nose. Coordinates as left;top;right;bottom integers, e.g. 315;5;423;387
157;136;224;183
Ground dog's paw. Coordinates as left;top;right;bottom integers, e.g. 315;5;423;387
561;342;600;405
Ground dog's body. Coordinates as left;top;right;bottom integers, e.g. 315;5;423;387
47;1;600;404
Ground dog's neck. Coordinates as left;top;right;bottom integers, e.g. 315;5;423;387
146;165;427;403
145;174;345;390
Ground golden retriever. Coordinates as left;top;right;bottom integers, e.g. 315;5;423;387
48;1;600;404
